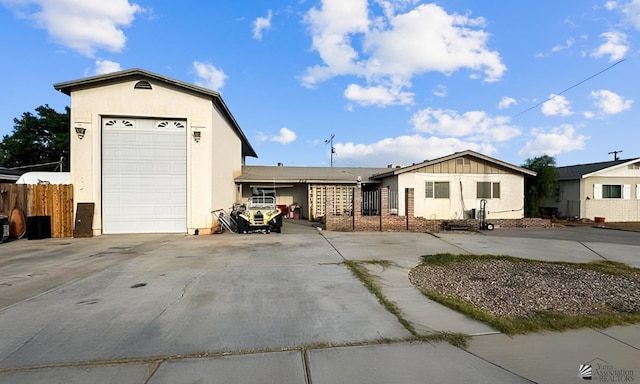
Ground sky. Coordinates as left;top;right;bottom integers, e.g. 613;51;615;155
1;0;639;168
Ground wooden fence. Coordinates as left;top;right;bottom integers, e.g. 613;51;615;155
0;184;74;238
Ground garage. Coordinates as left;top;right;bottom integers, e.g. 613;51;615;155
102;117;187;234
55;68;257;236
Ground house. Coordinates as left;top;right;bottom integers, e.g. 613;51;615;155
54;68;257;235
52;69;538;235
542;158;640;222
236;151;536;224
235;165;390;220
371;150;536;220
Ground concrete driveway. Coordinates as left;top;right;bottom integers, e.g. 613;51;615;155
0;222;638;383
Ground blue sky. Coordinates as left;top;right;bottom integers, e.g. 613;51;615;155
1;0;638;168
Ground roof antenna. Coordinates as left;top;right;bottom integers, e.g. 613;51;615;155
608;150;622;161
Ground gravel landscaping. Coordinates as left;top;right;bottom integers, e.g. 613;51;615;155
409;259;640;319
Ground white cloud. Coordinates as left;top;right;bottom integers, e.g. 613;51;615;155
541;95;573;116
94;59;122;74
2;0;143;57
193;61;227;91
333;134;495;166
591;31;629;61
548;38;575;55
258;128;297;144
344;82;415;106
411;108;521;142
590;89;633;114
605;1;618;11
622;0;640;28
302;1;505;106
432;85;447;98
498;96;517;110
519;125;587;157
584;111;595;119
270;128;297;144
252;9;272;40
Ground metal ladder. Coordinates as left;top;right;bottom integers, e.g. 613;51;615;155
211;209;237;233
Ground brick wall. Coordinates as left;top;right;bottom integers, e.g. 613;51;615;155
324;186;551;233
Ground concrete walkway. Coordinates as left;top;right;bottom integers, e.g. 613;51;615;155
0;222;638;383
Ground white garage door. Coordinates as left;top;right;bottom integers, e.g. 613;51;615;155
102;118;187;234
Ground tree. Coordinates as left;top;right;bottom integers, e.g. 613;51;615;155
522;155;558;218
0;105;70;170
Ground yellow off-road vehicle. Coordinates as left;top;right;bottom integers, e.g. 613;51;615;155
231;196;283;233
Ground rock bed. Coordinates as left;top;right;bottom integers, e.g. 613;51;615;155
408;259;640;318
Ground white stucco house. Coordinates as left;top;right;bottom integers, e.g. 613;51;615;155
54;68;257;235
371;150;536;220
542;158;640;222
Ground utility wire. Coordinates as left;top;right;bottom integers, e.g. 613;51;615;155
511;58;626;119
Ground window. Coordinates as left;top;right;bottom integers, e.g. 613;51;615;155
594;184;630;199
477;182;500;198
603;185;622;198
425;181;449;198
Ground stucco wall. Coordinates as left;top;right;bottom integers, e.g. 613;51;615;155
394;172;525;219
69;79;241;234
210;103;242;218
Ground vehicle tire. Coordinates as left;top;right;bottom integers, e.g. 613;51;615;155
236;218;246;234
275;215;282;233
486;223;495;231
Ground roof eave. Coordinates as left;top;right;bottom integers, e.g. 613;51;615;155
53;68;258;159
581;158;640;178
372;150;536;178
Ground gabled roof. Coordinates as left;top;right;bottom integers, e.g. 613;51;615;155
237;165;390;184
556;158;639;180
53;68;257;158
371;150;536;178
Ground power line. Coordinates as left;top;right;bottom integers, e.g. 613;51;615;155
511;59;626;119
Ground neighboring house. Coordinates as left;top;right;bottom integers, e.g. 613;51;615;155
542;158;640;222
54;68;257;235
0;168;24;183
235;165;390;220
371;150;536;220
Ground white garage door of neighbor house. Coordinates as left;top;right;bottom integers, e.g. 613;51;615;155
102;118;187;234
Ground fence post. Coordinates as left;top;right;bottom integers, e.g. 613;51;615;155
380;187;389;231
405;188;414;230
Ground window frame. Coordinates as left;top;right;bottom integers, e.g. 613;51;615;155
594;183;631;200
425;181;450;199
477;181;501;199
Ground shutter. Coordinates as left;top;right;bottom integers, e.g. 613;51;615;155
594;184;602;199
623;184;631;200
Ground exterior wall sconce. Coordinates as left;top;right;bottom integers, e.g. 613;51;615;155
192;130;202;143
75;126;87;140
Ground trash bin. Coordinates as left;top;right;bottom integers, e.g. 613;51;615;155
293;207;302;220
27;216;51;240
0;216;8;243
